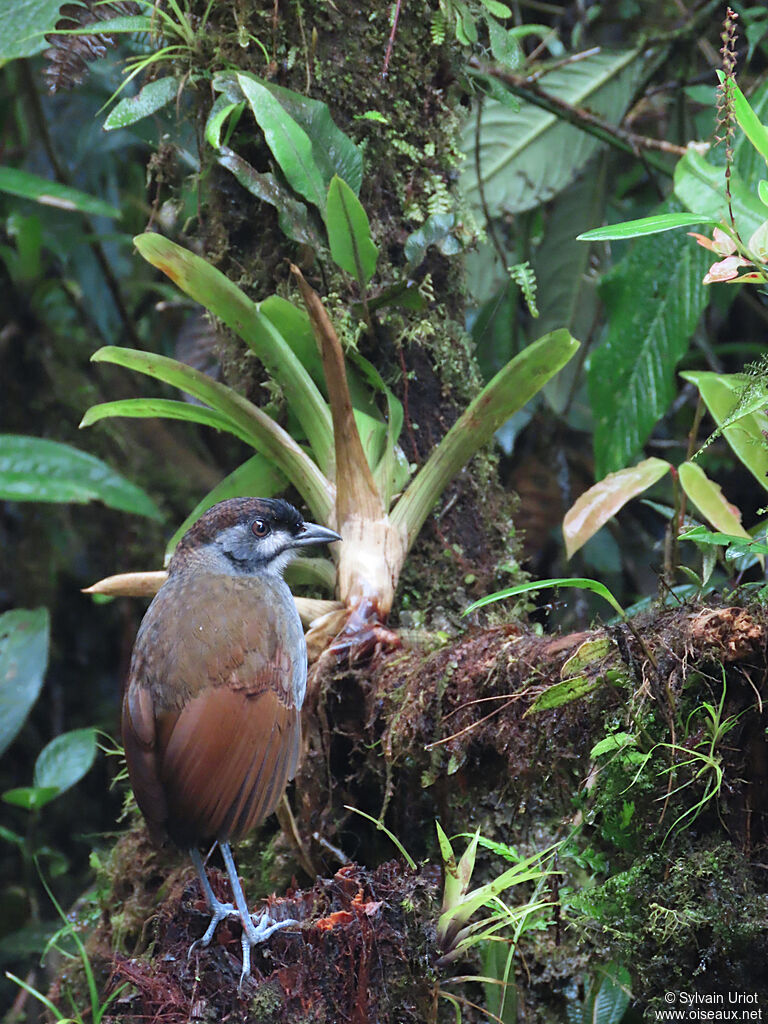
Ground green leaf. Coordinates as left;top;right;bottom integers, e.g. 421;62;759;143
325;175;379;287
89;347;334;523
678;462;751;539
103;76;178;130
216;147;323;249
0;168;119;219
0;609;49;760
133;233;334;475
204;95;244;149
584;965;632;1024
52;15;154;35
674;149;768;242
679;525;768;554
460;49;644;215
680;371;768;492
563;458;671;558
717;71;768;167
2;786;61;811
560;636;613;678
527;675;603;714
464;577;626;620
588;211;709;477
34;728;97;795
234;73;327;212
164;454;288;560
0;0;64;60
81;398;255;445
578;212;720;241
590;733;637;759
393;330;579;547
0;435;162;519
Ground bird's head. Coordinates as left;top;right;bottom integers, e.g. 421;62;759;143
169;497;341;578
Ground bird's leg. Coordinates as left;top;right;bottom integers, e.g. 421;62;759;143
218;840;298;990
188;846;238;954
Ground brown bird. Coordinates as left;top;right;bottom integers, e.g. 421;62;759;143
122;497;341;986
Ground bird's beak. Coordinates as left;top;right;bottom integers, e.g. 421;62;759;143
293;522;342;548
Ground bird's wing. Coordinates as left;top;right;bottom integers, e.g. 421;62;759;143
123;575;303;846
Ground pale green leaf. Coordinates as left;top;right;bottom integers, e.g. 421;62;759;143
563;457;671;558
0;0;65;60
674;149;767;242
680;371;768;492
678;462;750;539
81;398;254;445
461;49;644;215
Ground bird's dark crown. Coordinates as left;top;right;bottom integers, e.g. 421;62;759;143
169;497;305;575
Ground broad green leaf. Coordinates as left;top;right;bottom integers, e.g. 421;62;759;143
34;728;97;795
2;786;60;811
89;347;334;523
734;79;768;183
527;675;603;714
81;398;254;445
717;71;768;167
235;73;327;211
464;577;625;620
325;175;379;286
393;330;579;547
586;965;632;1024
133;233;334;474
563;457;671;558
674;149;767;242
588;211;709;477
257;79;364;194
0;435;162;519
590;733;637;759
0;609;49;759
460;49;644;215
0;168;119;219
164;454;288;560
104;76;178;130
578;212;720;242
680;371;768;492
216;147;323;249
678;462;750;539
0;0;64;60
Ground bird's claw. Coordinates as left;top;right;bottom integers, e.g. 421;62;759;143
237;913;298;991
187;899;238;958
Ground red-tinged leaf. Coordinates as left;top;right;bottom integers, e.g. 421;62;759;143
678;462;750;538
563;457;671;558
703;255;750;283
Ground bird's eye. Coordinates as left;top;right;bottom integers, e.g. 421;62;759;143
251;518;270;538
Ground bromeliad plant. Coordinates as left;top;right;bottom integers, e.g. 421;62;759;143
82;228;576;646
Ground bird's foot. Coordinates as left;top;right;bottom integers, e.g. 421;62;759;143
237;911;298;991
188;898;238;957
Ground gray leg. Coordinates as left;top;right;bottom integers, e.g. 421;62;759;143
218;840;298;990
188;846;238;954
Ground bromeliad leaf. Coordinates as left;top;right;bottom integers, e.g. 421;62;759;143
81;398;255;445
325;175;379;287
88;346;334;523
235;72;327;212
133;232;334;474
